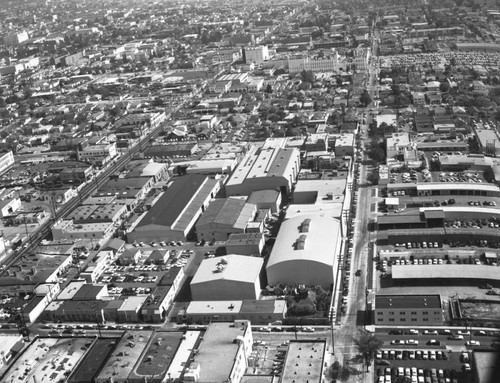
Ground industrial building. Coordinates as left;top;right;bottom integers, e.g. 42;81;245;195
226;232;265;256
225;146;300;197
195;198;257;241
128;174;221;242
190;255;263;301
266;214;341;288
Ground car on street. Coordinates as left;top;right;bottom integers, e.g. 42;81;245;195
390;340;405;345
406;339;419;345
426;340;441;346
466;340;480;346
302;326;315;332
388;330;403;335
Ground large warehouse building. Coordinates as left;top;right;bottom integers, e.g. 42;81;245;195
266;214;341;288
195;198;257;241
127;174;221;243
190;255;263;301
225;145;300;196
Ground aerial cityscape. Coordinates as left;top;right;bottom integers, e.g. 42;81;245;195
0;0;498;382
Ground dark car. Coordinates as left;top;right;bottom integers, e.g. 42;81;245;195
355;269;362;276
389;330;403;335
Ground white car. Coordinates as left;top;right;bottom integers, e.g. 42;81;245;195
423;330;438;335
302;326;315;332
259;327;271;332
466;340;480;346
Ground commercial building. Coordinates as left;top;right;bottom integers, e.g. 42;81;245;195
225;146;300;197
68;339;117;383
95;331;154;383
280;340;327;383
195;198;257;241
144;142;199;159
96;176;154;203
183;321;253;383
2;338;89;383
0;151;14;176
128;174;221;243
353;47;371;71
288;52;343;73
226;232;265;256
80;250;114;283
375;294;444;326
183;299;286;324
51;219;115;242
191;255;263;301
126;159;170;183
0;197;21;218
266;214;341;288
244;45;269;64
77;142;117;166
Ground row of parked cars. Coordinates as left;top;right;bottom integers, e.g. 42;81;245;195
377;349;448;361
377;366;460;383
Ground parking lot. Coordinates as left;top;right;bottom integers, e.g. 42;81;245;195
374;328;500;383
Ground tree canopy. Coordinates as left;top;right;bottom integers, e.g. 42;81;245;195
354;331;383;371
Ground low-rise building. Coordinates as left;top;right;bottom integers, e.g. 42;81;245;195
77;142;117;166
183;321;253;383
374;294;443;326
226;232;265;256
182;300;286;324
195;198;257;241
191;255;263;301
128;175;221;243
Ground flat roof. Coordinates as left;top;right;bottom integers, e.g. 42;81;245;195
68;339;117;383
96;331;153;381
3;338;89;383
137;174;207;228
472;351;499;383
240;299;286;314
191;254;263;286
196;198;252;229
240;376;276;383
377;213;423;225
57;280;87;300
416;183;500;192
293;178;346;204
247;189;280;204
375;294;442;309
194;322;248;382
0;334;21;358
281;340;326;383
267;214;340;268
392;264;500;281
118;296;147;311
130;331;183;379
227;232;264;246
187;300;244;314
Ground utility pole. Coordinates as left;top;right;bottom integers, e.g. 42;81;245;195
330;321;335;355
